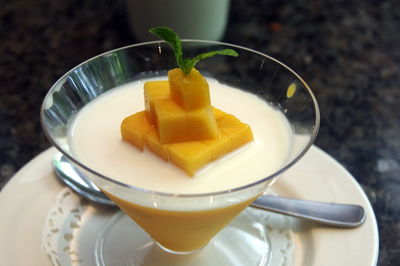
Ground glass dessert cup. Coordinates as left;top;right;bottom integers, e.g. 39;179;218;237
41;41;319;265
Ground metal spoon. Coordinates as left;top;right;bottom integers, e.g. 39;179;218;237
52;153;366;228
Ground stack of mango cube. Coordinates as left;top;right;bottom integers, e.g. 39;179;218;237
121;68;253;176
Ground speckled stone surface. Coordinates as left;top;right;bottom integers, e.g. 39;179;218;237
1;0;399;264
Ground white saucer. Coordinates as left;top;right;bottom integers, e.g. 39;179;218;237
0;146;379;266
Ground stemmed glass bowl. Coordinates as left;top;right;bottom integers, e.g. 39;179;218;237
41;40;319;265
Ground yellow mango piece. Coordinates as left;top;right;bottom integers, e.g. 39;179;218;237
230;125;253;149
168;141;213;176
166;112;253;176
154;99;219;144
218;114;254;150
203;108;231;159
186;106;218;140
144;81;170;124
121;111;153;150
202;132;232;160
168;68;211;110
145;129;170;161
153;98;188;144
213;107;226;120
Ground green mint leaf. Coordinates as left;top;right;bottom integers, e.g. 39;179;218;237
149;26;239;75
149;26;184;67
181;49;238;74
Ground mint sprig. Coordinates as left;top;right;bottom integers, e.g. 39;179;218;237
149;26;238;75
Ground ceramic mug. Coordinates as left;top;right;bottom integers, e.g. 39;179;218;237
127;0;230;41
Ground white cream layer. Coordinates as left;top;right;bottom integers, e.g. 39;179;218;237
69;78;293;194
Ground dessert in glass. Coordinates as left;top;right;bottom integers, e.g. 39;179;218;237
41;39;319;264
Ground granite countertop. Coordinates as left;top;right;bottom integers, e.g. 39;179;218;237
1;0;399;264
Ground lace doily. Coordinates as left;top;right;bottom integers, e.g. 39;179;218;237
42;187;294;266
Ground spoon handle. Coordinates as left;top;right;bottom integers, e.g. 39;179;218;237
251;195;365;228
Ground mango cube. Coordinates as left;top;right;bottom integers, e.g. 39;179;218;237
217;114;254;150
168;141;214;176
145;129;170;161
168;68;211;110
153;98;188;144
144;81;170;124
202;133;232;160
121;111;153;150
186;106;218;140
213;107;226;120
154;99;219;144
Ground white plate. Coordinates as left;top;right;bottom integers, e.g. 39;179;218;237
0;146;379;266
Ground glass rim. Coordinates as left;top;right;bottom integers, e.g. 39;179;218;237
40;39;320;198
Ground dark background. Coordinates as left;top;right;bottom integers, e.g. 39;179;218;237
1;0;399;264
